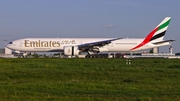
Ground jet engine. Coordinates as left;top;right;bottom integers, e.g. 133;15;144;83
64;46;80;56
88;47;108;55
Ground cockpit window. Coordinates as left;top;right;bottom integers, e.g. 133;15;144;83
8;42;13;44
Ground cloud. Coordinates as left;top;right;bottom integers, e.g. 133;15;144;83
104;24;116;28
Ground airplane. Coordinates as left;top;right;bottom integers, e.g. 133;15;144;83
7;17;174;57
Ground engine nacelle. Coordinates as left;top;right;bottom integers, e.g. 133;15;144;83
64;46;80;56
88;47;108;55
98;47;108;52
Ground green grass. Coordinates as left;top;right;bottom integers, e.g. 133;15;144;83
0;58;180;101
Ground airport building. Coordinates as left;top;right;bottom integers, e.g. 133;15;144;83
0;48;5;54
0;47;13;54
0;47;16;58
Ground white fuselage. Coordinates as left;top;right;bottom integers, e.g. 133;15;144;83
6;17;174;55
6;38;170;53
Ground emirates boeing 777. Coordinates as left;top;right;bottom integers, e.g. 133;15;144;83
7;17;174;56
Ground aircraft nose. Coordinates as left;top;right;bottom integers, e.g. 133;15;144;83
6;41;15;49
6;44;11;49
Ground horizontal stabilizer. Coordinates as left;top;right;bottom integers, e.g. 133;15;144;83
152;40;175;45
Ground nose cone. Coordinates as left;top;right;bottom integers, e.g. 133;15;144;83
6;44;11;49
6;41;16;50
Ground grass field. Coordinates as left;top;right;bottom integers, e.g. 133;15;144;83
0;58;180;101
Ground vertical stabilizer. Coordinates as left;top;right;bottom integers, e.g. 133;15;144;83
131;17;171;50
150;17;171;41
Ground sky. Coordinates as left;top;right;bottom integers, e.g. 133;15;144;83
0;0;180;53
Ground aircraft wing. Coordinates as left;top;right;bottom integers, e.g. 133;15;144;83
78;38;122;50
